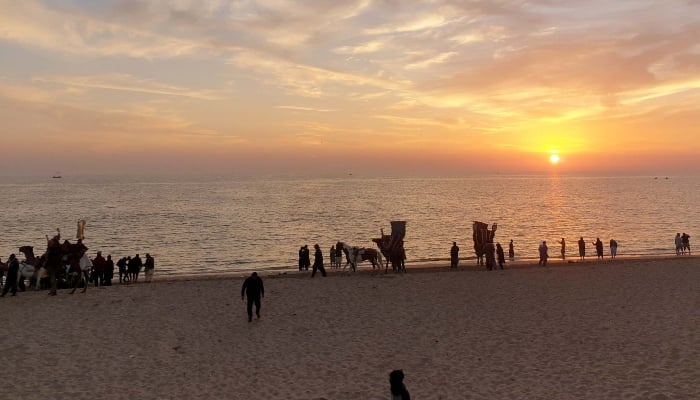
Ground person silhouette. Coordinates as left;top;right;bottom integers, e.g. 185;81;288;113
450;241;459;268
557;238;566;259
241;272;264;322
389;370;411;400
311;244;326;277
508;239;514;260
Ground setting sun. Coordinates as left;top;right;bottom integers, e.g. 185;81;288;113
549;154;560;165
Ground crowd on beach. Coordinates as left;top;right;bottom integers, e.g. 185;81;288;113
0;244;155;297
448;232;692;272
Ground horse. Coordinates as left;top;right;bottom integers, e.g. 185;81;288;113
337;242;383;273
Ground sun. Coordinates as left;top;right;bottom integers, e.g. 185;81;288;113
549;154;560;165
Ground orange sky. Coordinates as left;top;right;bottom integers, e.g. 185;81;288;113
0;0;698;177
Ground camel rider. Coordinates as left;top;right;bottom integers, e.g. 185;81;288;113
46;232;61;255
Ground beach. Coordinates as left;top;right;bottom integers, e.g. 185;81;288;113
2;256;699;400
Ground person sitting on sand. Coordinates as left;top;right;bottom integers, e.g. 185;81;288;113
389;369;410;400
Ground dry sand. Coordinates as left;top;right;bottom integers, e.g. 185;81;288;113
1;256;699;400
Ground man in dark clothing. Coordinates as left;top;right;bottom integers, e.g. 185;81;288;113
496;243;505;269
1;254;19;297
92;251;106;287
104;255;114;286
578;237;586;260
311;244;326;277
450;242;459;268
593;238;604;260
131;254;143;283
483;242;496;270
117;257;127;283
538;241;549;266
241;272;264;322
302;245;311;270
298;246;303;271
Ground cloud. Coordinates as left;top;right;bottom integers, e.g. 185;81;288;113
33;74;225;100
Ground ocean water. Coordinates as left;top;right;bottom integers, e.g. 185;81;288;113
1;175;698;276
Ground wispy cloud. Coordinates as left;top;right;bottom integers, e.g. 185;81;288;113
33;74;225;100
2;0;700;174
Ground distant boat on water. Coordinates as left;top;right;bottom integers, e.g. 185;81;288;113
52;172;62;179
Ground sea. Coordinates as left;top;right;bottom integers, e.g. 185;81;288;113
1;175;698;277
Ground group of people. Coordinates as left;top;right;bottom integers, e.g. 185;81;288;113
674;233;691;255
540;237;614;265
115;253;155;285
0;249;155;297
297;244;326;277
328;245;345;268
67;250;155;287
451;240;513;271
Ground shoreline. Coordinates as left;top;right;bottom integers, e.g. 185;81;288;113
145;252;699;283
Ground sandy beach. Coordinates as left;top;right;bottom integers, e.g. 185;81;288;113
2;256;699;400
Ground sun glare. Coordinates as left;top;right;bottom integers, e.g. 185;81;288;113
549;154;560;165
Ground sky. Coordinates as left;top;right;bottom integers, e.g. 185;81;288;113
1;0;699;177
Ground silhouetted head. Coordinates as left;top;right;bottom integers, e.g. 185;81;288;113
453;241;456;246
389;370;405;394
251;272;258;277
9;254;16;260
314;244;319;249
